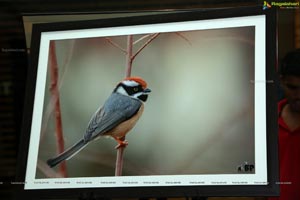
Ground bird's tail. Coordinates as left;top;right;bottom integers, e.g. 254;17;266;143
47;139;87;168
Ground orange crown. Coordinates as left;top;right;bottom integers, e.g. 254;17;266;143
124;76;147;89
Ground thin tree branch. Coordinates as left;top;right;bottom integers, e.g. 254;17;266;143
40;95;57;139
131;33;160;61
175;32;192;45
115;138;126;176
49;41;67;177
41;40;75;141
105;37;127;54
133;34;152;45
59;40;75;88
115;33;160;176
115;35;134;176
125;35;134;78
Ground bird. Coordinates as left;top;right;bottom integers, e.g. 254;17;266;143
47;76;151;168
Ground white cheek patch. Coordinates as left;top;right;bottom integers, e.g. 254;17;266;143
116;87;128;96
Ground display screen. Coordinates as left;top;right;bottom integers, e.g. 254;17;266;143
17;6;279;198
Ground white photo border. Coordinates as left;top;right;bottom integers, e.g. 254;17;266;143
24;14;267;190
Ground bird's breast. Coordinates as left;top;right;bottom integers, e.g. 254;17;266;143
105;103;144;139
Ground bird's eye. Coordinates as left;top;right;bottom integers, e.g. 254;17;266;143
133;87;139;92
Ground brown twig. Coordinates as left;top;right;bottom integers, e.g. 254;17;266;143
41;40;75;141
59;40;75;88
115;36;134;176
175;32;192;45
131;33;160;61
105;37;127;54
125;35;134;78
115;33;160;176
49;41;67;177
133;34;152;45
115;137;126;176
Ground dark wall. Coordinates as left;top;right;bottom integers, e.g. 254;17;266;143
0;3;28;199
0;1;297;199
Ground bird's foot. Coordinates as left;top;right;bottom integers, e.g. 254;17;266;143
115;140;128;149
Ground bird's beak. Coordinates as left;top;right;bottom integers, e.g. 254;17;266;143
144;88;151;93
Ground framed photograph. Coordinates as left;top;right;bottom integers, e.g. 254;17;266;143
16;6;279;199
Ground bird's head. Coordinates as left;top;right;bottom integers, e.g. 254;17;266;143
114;76;151;102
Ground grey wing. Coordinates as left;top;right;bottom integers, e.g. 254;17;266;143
84;93;142;142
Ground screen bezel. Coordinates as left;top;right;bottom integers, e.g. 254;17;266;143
16;6;279;199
